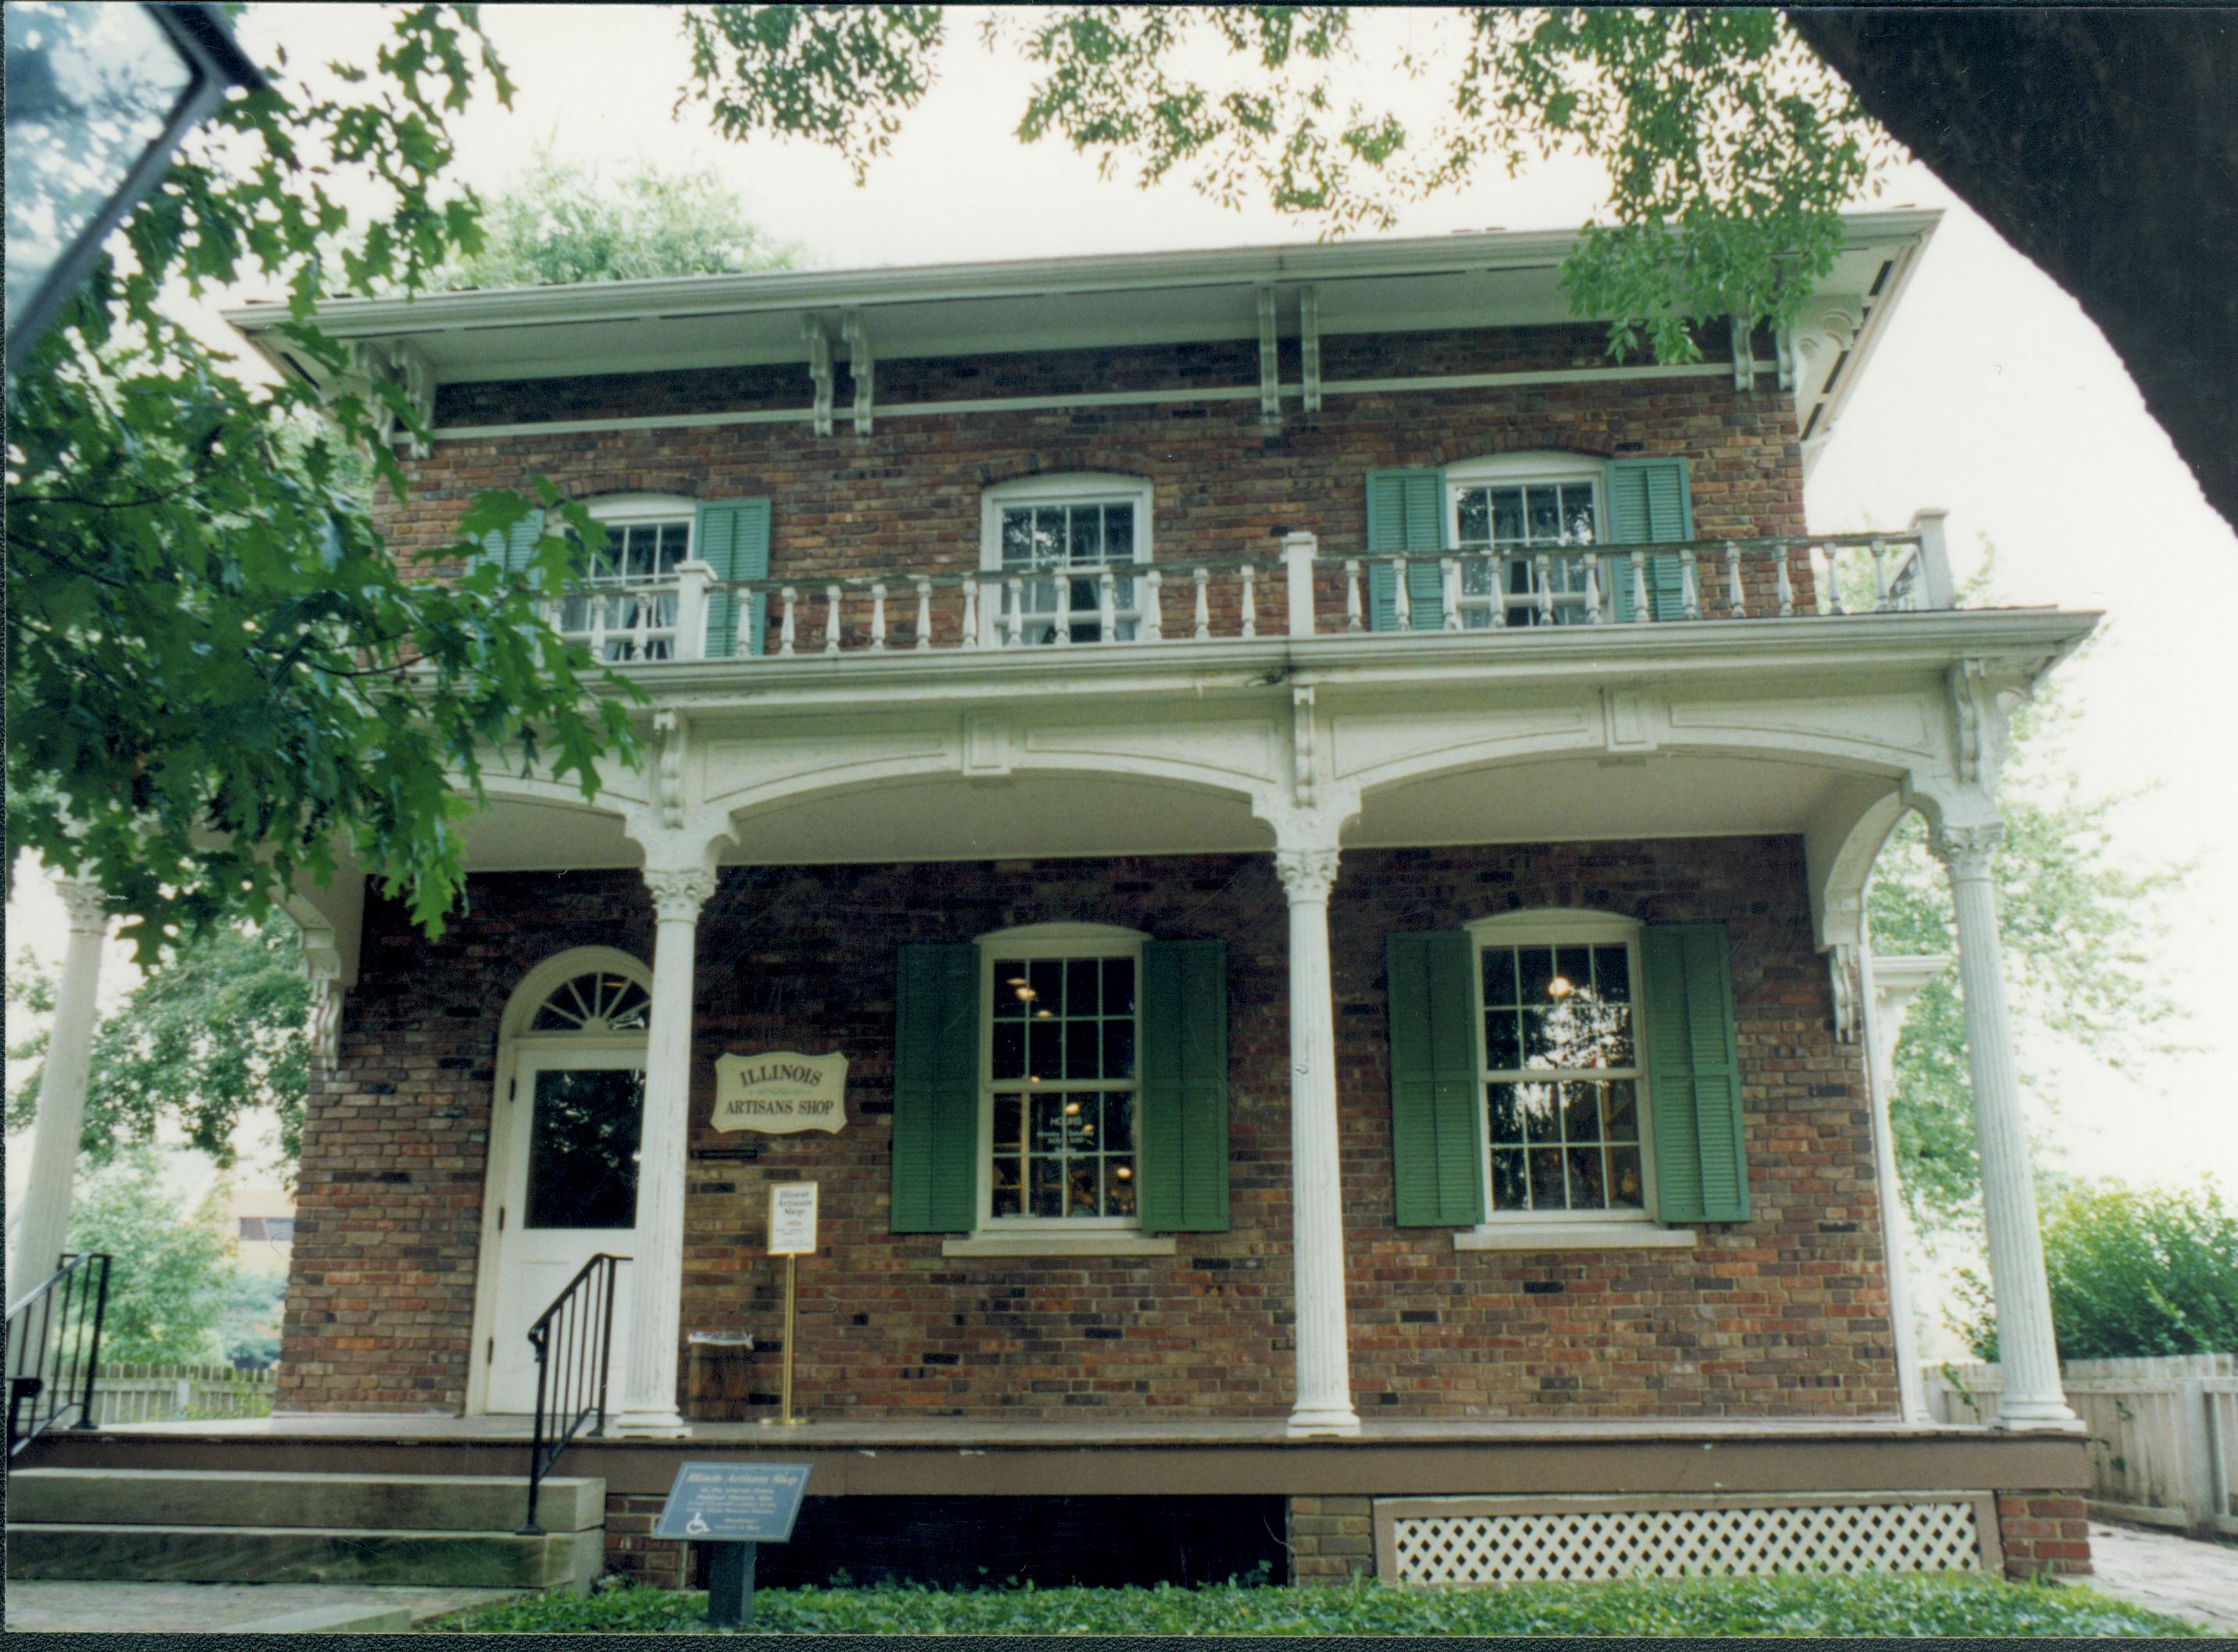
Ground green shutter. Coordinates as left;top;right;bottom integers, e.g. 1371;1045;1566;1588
1641;924;1750;1223
476;507;547;582
1364;468;1446;632
1385;932;1488;1227
889;942;979;1234
694;498;772;657
1605;458;1694;622
1138;940;1229;1234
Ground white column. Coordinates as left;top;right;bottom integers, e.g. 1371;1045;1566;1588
1930;823;2077;1428
610;864;715;1435
7;877;110;1308
1859;948;1946;1423
1273;844;1360;1435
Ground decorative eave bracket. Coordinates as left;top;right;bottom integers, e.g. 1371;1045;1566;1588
1256;286;1281;431
344;339;436;459
802;316;835;436
842;311;874;436
1300;285;1323;415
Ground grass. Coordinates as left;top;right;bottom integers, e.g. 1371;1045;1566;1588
425;1570;2210;1636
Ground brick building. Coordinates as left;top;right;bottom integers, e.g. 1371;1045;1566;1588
180;212;2097;1586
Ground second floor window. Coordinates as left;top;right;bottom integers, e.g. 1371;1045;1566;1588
1447;455;1603;628
982;475;1152;645
561;501;694;661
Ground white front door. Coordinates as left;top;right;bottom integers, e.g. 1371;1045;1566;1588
483;1048;647;1414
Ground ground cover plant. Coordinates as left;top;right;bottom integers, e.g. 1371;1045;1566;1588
426;1571;2206;1636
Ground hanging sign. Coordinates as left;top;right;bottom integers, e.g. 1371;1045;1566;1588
768;1182;819;1256
714;1052;848;1134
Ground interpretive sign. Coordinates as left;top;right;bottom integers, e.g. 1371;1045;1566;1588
654;1462;811;1629
713;1051;848;1134
768;1183;818;1256
653;1462;811;1543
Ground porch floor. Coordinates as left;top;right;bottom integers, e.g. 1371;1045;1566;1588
20;1412;2089;1503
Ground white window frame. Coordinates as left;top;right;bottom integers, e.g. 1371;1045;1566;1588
978;474;1154;646
561;495;697;660
970;921;1148;1236
1462;908;1681;1244
1444;454;1605;628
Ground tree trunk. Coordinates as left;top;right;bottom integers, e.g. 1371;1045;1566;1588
1789;9;2238;534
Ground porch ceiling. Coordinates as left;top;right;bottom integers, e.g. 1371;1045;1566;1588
1348;754;1856;850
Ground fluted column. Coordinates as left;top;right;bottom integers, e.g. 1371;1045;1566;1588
1858;947;1933;1422
1932;823;2076;1428
1274;844;1360;1435
7;877;110;1314
610;865;715;1435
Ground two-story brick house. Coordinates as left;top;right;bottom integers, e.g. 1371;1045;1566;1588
31;210;2096;1590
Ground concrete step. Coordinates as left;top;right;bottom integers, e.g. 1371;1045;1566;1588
3;1469;604;1534
3;1522;605;1590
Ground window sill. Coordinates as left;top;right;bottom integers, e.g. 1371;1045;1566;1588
1454;1224;1697;1252
941;1234;1178;1259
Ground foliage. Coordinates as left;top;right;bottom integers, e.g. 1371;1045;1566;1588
1865;608;2185;1227
213;1268;287;1369
61;1152;235;1365
1957;1179;2238;1363
677;7;1891;361
430;1572;2207;1637
5;4;640;959
8;917;311;1176
433;143;797;289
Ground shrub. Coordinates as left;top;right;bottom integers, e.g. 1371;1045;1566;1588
1958;1179;2238;1362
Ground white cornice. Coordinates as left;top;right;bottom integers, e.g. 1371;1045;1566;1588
222;211;1944;344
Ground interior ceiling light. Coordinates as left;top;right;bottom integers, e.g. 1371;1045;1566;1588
1548;977;1574;998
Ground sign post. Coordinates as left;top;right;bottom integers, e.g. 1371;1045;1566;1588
653;1461;810;1630
764;1184;817;1426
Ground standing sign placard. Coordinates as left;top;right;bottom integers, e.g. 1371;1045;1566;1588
764;1183;817;1426
654;1461;811;1629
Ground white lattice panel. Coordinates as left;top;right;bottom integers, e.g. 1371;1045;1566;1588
1388;1498;1985;1584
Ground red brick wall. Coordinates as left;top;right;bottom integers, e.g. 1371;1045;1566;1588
278;837;1898;1419
1995;1493;2093;1579
377;323;1809;617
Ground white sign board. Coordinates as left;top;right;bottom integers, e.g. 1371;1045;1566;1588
714;1052;848;1134
768;1183;818;1256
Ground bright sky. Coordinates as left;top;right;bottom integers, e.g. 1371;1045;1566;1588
10;9;2234;1264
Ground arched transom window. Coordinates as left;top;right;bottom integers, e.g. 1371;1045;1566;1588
527;970;651;1034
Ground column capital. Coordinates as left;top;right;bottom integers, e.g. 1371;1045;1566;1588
55;876;109;934
1930;821;2003;881
1274;846;1340;906
643;867;717;923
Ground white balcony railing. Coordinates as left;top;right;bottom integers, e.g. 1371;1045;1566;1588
604;514;1955;664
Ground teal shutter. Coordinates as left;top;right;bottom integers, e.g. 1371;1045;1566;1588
889;943;980;1234
694;498;772;657
1604;458;1694;621
476;507;547;582
1641;924;1750;1223
1365;468;1446;632
1138;940;1229;1234
1385;932;1488;1227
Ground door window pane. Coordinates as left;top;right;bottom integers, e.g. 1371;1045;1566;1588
525;1067;643;1230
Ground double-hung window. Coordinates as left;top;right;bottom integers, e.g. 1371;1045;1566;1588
1446;454;1603;628
982;928;1142;1226
561;497;693;661
981;475;1152;645
1472;911;1649;1219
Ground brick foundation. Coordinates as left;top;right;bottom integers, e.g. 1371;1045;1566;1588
603;1491;686;1590
1287;1495;1376;1584
1995;1493;2094;1579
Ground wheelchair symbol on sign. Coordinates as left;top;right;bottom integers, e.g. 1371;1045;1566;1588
686;1510;711;1535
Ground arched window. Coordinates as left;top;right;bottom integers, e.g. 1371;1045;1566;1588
979;474;1154;645
527;969;651;1034
1462;909;1652;1219
563;494;698;661
1445;453;1604;628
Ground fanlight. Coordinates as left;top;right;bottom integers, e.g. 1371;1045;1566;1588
528;972;651;1034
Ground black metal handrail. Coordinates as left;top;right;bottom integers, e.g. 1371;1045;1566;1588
519;1251;626;1536
6;1251;112;1460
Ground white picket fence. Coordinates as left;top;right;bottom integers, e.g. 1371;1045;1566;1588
87;1362;275;1426
1925;1354;2238;1538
